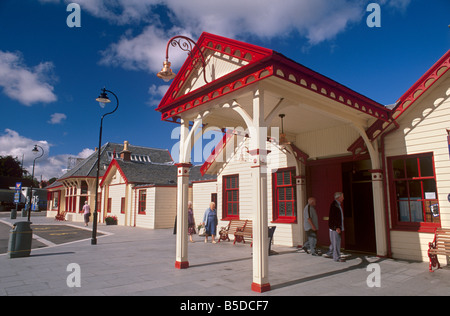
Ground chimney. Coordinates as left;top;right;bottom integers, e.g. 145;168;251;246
120;141;131;161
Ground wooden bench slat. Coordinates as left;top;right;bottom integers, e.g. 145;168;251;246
234;220;253;246
428;228;450;272
218;219;247;243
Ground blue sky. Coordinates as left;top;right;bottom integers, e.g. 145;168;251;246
0;0;449;180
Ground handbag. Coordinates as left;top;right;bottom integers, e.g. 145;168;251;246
199;225;206;236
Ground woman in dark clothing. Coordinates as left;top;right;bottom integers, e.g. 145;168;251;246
187;201;196;243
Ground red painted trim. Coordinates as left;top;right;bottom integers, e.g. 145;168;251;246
222;174;239;219
290;144;309;164
349;49;450;156
247;149;271;156
156;33;390;124
271;54;389;122
272;167;297;223
175;162;193;168
157;32;273;114
394;50;450;114
100;159;129;187
200;131;234;176
251;282;271;293
175;261;189;269
386;152;441;233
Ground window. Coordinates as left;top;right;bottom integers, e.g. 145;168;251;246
79;181;89;213
223;175;239;219
65;186;77;213
272;168;297;223
51;191;59;210
138;190;146;214
80;181;88;195
388;153;440;232
107;197;112;213
121;197;126;214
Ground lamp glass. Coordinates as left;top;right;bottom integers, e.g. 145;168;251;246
96;92;111;108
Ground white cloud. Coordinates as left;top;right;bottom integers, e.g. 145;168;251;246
0;129;93;181
48;113;67;125
0;50;57;106
84;0;370;74
99;25;190;72
42;0;412;77
77;148;95;159
148;84;169;107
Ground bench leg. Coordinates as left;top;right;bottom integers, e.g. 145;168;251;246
428;250;440;272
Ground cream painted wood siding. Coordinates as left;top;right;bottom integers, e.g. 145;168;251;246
296;124;360;159
384;76;450;262
207;138;301;247
192;181;217;227
132;186;177;229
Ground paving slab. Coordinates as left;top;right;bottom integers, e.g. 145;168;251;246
0;212;449;299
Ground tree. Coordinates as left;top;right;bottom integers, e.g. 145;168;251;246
0;156;23;178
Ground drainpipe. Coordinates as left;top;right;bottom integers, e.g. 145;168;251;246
380;119;399;258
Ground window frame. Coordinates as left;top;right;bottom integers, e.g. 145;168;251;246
120;197;126;214
138;190;146;215
222;174;239;220
272;167;297;223
387;152;441;233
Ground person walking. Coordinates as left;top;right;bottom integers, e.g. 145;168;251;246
324;192;345;262
187;201;196;243
303;197;319;255
82;201;91;227
202;202;218;244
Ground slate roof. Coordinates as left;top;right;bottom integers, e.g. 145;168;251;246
58;142;173;180
50;142;216;189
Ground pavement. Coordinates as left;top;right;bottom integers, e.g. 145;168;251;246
0;211;449;298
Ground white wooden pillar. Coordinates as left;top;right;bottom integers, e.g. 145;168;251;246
249;88;271;293
352;124;388;257
175;119;191;269
295;175;307;247
369;141;388;257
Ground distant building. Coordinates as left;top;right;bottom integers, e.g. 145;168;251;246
46;141;215;228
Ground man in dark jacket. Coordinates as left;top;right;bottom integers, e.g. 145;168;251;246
324;192;345;262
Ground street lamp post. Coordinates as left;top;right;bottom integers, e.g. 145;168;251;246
157;35;209;83
28;145;44;222
91;88;119;245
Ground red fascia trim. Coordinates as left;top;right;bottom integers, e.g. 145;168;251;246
271;54;390;122
158;61;274;121
100;159;129;187
395;49;450;110
156;32;273;115
349;49;450;156
200;131;234;176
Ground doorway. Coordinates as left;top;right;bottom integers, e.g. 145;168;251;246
307;157;376;254
342;160;376;253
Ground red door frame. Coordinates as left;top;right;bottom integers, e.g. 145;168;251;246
306;154;370;247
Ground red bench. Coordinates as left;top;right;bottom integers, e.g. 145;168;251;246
55;211;66;221
428;228;450;272
234;220;252;246
219;219;247;242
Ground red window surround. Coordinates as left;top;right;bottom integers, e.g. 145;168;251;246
272;167;297;223
121;197;126;214
387;152;441;233
138;190;146;215
222;174;239;220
